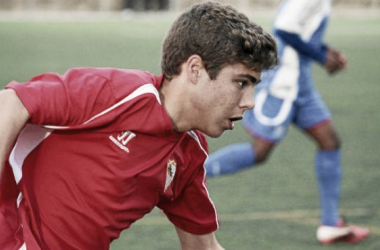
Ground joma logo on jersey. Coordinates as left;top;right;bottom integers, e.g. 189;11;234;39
109;131;136;152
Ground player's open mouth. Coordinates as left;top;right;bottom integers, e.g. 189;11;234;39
230;116;242;122
228;117;243;129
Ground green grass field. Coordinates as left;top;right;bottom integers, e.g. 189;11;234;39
0;10;379;250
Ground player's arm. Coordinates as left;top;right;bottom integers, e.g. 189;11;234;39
275;29;328;64
275;29;347;75
175;226;225;250
0;89;29;177
273;0;328;64
324;47;348;74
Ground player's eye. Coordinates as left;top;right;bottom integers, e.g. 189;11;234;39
238;80;248;88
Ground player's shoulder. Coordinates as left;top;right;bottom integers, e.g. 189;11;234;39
64;67;157;84
66;67;163;100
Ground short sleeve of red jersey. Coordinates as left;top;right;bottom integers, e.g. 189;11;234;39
158;169;219;235
5;68;163;129
6;68;117;126
157;132;219;235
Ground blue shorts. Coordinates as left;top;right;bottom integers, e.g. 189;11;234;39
243;84;331;143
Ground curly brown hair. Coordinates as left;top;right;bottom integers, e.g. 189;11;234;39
161;1;279;80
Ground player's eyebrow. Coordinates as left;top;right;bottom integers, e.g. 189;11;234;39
237;74;261;85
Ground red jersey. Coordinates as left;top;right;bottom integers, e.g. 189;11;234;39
0;68;219;250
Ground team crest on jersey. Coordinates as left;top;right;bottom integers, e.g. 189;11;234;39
164;159;177;192
109;131;136;153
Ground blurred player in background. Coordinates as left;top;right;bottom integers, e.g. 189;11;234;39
0;2;278;250
205;0;370;244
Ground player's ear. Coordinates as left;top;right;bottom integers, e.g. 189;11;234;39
186;55;204;84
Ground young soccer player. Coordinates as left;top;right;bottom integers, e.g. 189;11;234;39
205;0;370;245
0;2;278;250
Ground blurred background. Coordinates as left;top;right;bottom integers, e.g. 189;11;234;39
0;0;379;12
0;0;379;249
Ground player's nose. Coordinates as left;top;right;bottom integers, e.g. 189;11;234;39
240;87;255;110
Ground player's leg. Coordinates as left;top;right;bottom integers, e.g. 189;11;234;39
205;135;275;177
306;120;341;227
307;121;369;244
298;91;369;244
205;142;256;177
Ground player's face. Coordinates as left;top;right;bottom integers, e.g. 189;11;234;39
194;63;261;138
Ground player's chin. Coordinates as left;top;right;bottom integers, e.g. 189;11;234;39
203;125;229;138
205;130;225;138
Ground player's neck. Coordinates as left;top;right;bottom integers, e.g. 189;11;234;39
159;76;194;133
